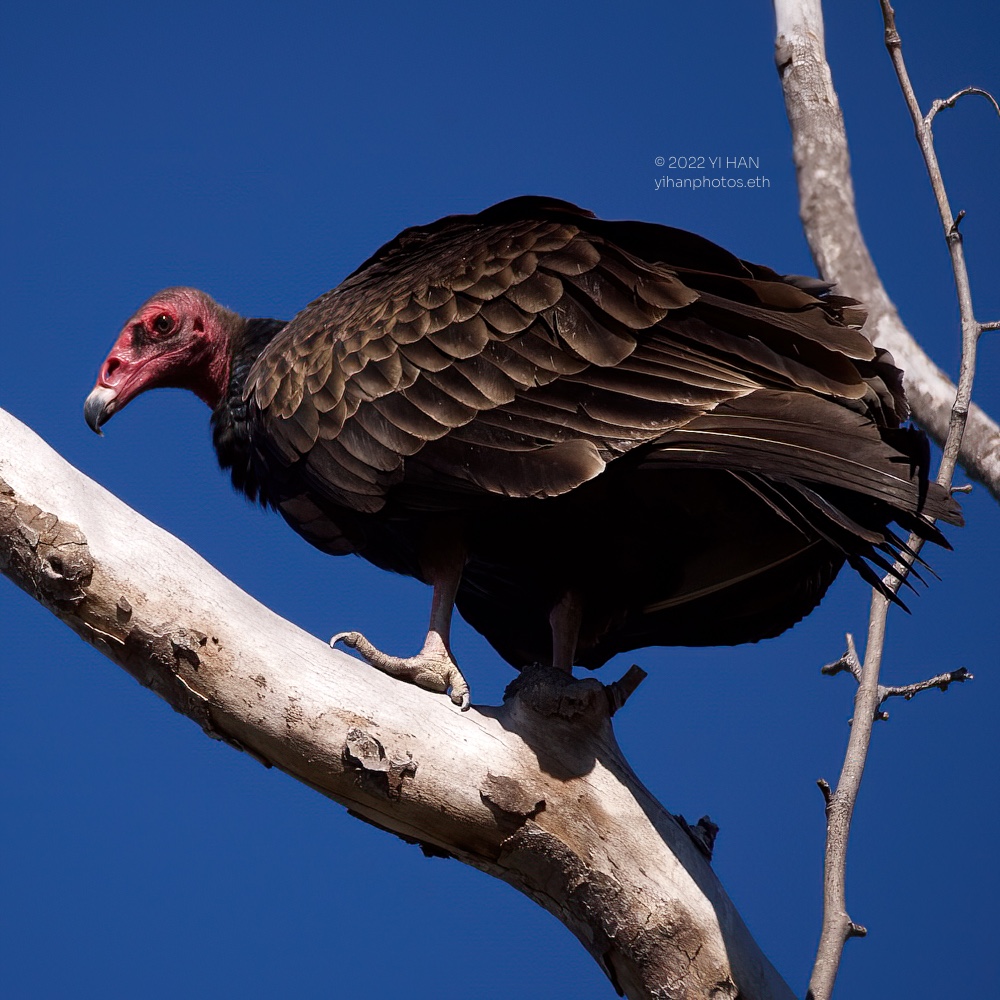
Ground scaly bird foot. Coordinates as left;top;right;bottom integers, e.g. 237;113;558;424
330;631;471;710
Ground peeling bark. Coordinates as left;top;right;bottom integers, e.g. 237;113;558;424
0;406;794;1000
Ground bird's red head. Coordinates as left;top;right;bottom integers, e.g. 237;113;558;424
85;287;239;433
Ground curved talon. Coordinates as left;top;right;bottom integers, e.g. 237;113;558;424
442;668;471;711
330;629;471;710
330;631;361;650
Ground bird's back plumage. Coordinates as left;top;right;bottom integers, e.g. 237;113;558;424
212;196;959;669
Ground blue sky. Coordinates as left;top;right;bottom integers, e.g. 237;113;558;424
1;2;997;997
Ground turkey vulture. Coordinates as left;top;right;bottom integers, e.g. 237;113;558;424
84;196;961;709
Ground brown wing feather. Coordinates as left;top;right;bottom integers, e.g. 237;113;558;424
244;197;937;525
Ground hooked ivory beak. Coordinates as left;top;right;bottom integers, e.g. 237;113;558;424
84;386;119;435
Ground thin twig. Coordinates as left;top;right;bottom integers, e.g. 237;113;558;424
927;86;1000;125
821;634;861;682
881;0;989;486
816;779;833;808
804;4;990;998
878;667;973;708
823;636;972;719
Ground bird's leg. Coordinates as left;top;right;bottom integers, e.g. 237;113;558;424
549;590;583;673
331;532;471;710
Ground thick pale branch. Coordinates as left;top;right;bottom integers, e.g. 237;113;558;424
773;0;1000;500
0;406;793;1000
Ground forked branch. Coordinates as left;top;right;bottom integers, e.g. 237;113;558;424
775;2;993;997
880;0;998;484
822;633;973;721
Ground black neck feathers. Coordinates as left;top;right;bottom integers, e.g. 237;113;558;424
211;317;287;505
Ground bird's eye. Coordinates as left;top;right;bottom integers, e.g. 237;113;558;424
152;313;174;335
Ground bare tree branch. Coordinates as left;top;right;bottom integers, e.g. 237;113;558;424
775;3;989;998
773;0;1000;501
879;0;997;485
823;633;973;721
0;405;795;1000
878;667;972;707
926;86;1000;124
